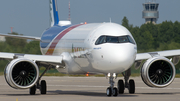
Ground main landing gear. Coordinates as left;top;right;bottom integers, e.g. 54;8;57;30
30;80;47;95
106;69;135;97
29;65;51;95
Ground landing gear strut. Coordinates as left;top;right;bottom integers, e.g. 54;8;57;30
106;73;118;97
29;65;51;95
121;68;135;94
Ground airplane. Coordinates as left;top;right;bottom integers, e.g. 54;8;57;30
0;0;180;97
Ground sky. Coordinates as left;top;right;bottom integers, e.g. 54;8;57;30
0;0;179;37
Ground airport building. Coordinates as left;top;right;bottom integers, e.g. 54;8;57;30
0;36;5;42
142;1;159;24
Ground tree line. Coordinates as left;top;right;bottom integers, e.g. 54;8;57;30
122;16;180;53
0;32;41;54
0;32;41;71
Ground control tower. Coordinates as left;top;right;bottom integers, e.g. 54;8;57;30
142;1;159;24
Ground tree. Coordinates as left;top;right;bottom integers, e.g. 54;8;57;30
121;16;133;30
158;21;174;43
24;41;41;55
121;17;180;52
173;21;180;43
5;32;27;52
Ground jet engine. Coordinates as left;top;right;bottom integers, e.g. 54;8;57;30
141;56;176;88
4;58;39;89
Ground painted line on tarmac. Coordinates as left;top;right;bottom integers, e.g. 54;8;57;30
47;84;128;88
48;85;180;90
0;83;180;90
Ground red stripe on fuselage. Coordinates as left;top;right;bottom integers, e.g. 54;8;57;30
46;24;83;55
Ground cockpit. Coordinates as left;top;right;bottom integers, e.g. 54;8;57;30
95;35;135;45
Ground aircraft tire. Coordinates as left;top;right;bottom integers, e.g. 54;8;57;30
113;87;118;96
118;79;124;94
40;80;47;94
106;87;112;96
129;79;135;94
29;85;36;95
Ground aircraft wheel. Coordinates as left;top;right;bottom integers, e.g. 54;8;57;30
40;80;47;94
129;79;135;94
106;87;112;96
29;85;36;95
113;87;118;96
118;79;124;94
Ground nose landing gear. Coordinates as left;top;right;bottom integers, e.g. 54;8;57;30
106;73;118;97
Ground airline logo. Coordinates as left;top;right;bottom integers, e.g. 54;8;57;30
49;0;59;26
46;24;84;55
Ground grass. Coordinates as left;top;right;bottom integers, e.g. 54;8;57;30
38;72;141;77
175;74;180;78
0;72;4;75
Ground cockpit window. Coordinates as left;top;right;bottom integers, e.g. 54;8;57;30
119;36;129;43
97;36;106;44
106;36;119;43
127;36;135;44
95;35;135;45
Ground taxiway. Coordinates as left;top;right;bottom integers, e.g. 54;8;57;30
0;76;180;101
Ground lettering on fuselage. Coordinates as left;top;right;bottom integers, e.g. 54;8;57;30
93;47;101;50
72;47;86;58
72;47;85;53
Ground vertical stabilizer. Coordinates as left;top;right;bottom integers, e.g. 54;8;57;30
49;0;59;26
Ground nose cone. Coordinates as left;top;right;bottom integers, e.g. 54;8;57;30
92;43;136;73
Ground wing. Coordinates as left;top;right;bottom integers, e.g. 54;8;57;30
0;33;41;41
0;52;63;66
134;49;180;69
1;51;65;89
136;49;180;61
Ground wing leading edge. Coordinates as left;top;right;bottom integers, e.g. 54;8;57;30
136;49;180;61
0;52;63;66
0;33;41;41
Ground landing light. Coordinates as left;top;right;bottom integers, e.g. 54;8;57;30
56;65;60;69
113;73;117;78
107;73;111;77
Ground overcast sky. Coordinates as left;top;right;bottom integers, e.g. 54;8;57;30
0;0;179;37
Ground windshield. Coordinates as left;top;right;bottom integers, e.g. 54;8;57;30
95;35;135;45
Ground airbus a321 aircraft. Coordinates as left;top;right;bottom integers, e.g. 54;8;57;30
0;0;180;97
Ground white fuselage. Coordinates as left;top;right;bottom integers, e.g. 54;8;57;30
41;23;137;74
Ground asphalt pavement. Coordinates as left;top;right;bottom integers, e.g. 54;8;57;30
0;76;180;101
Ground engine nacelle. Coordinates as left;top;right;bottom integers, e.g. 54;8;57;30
4;58;39;89
141;56;176;88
